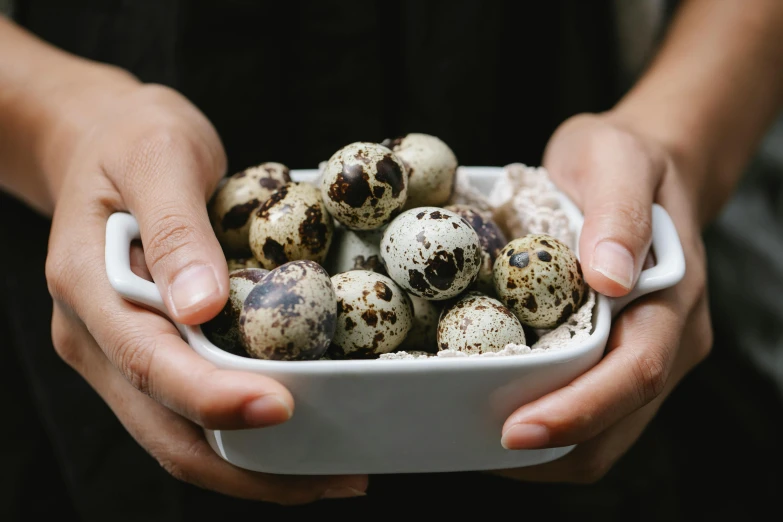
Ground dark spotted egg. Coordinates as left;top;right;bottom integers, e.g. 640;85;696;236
208;162;291;255
437;292;526;355
201;268;269;356
240;260;337;361
381;133;458;210
327;270;413;359
444;204;507;296
320;142;408;230
493;234;587;329
248;182;334;270
380;207;482;300
323;225;386;276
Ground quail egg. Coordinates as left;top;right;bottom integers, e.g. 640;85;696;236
437;292;525;355
240;260;337;360
398;293;441;353
248;182;334;269
324;225;386;276
493;234;587;329
380;207;482;300
381;133;457;209
226;257;262;271
444;204;507;296
208;162;291;255
328;270;413;359
201;268;269;355
320;142;408;230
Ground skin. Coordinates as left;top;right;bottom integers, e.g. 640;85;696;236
0;0;782;500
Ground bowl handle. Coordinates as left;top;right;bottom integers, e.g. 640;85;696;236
608;204;686;318
104;212;182;326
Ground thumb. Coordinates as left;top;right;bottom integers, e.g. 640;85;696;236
122;132;229;325
545;120;661;297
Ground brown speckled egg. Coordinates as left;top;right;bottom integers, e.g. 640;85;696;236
226;257;262;271
437;292;526;354
444;204;507;296
493;234;586;329
248;182;334;270
208;162;291;255
398;293;441;353
324;225;386;276
240;260;336;360
320;142;408;230
328;270;413;359
201;268;269;356
380;207;482;300
381;133;458;209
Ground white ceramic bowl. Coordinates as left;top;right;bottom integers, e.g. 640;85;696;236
105;167;685;475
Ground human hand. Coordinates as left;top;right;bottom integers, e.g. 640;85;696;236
43;72;367;503
492;113;712;482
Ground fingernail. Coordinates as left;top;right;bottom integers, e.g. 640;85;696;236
501;424;550;450
320;487;367;500
243;395;292;427
170;264;219;315
591;240;635;290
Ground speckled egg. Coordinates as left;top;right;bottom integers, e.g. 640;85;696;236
380;207;482;300
324;225;386;276
201;268;269;356
327;270;413;359
226;257;262;271
320;142;408;230
240;260;337;360
208;162;291;255
493;234;587;329
248;182;334;270
437;292;526;354
381;133;457;209
398;293;441;353
444;204;507;295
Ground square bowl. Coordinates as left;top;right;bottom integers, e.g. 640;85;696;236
105;166;685;475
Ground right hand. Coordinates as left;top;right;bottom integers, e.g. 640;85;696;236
42;68;367;504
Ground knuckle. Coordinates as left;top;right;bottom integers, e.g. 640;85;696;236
142;212;198;274
51;317;83;368
629;348;669;405
112;330;154;396
606;200;653;249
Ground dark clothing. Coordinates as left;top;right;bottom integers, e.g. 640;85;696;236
1;1;782;521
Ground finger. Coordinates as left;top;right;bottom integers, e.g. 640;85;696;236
48;191;294;430
500;288;685;450
110;111;229;325
544;116;663;296
51;306;368;504
491;293;711;483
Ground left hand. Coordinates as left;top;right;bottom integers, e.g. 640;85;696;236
490;113;713;483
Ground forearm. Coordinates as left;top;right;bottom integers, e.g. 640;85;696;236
0;15;137;215
609;0;783;226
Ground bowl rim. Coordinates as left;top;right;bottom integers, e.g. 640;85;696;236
187;166;612;375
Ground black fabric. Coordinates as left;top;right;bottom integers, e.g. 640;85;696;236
1;1;781;520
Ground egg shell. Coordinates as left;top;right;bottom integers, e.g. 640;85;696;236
328;270;413;359
493;234;587;329
444;204;507;296
208;162;291;255
382;133;457;209
248;182;334;270
324;225;386;276
320;142;408;230
437;291;526;355
240;260;337;361
201;268;269;356
397;293;441;353
226;257;262;271
380;207;483;300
